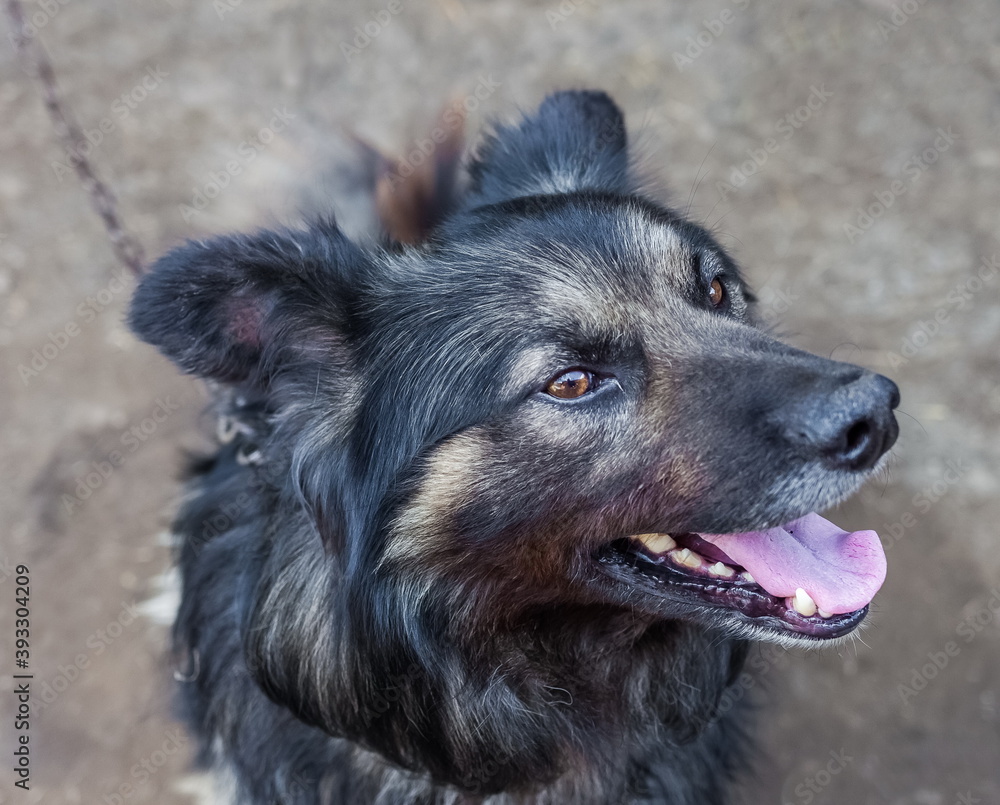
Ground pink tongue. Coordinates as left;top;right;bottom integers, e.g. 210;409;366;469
696;512;886;614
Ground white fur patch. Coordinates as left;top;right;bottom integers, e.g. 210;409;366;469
173;769;235;805
137;565;181;627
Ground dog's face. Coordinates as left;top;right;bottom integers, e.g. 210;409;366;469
371;192;896;650
131;91;897;786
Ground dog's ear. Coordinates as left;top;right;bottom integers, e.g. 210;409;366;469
129;221;365;386
465;89;629;207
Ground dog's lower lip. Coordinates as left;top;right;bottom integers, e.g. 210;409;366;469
595;536;866;639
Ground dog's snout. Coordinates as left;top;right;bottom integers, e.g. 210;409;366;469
779;372;900;472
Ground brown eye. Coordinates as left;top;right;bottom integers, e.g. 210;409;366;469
545;369;595;400
708;277;725;307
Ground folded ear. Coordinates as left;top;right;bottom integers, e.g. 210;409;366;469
129;221;366;386
465;89;630;208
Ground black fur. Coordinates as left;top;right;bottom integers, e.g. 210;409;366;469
130;91;897;803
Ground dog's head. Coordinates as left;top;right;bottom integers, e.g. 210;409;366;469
131;91;898;786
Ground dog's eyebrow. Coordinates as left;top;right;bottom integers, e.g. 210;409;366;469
691;249;725;281
507;346;556;389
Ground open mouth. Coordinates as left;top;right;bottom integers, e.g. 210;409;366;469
596;513;887;641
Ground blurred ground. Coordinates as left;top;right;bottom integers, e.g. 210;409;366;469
1;1;998;803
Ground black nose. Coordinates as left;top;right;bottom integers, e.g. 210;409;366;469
779;372;900;472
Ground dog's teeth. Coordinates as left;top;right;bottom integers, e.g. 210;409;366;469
670;548;702;569
817;608;833;619
708;562;735;578
635;533;676;554
790;588;818;617
740;571;755;584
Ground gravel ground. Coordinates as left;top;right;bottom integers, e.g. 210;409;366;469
1;1;998;803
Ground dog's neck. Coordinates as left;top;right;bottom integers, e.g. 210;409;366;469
333;612;747;800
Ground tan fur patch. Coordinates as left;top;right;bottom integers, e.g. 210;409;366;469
382;432;488;565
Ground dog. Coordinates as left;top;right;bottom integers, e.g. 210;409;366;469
129;90;899;804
